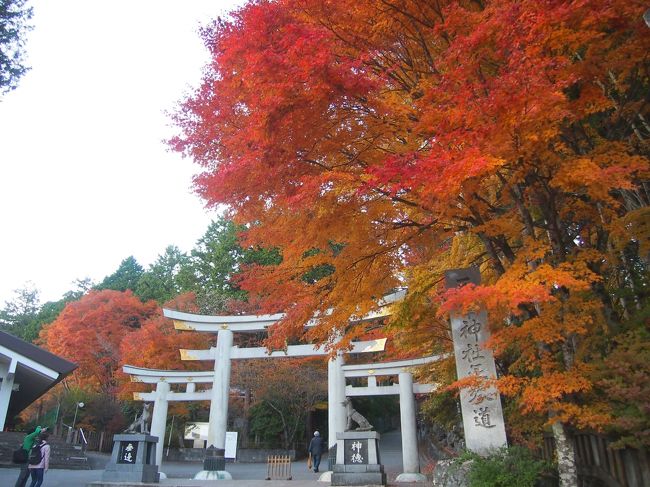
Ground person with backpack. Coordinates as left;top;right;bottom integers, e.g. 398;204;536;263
14;426;44;487
27;431;50;487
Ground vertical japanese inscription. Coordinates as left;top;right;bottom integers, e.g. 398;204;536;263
118;441;138;464
445;268;508;454
344;439;368;465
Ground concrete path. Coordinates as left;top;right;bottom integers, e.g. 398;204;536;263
0;430;428;487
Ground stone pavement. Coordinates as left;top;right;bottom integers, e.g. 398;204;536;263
0;463;325;487
0;430;431;486
0;463;431;487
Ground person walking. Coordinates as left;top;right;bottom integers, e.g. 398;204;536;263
27;431;50;487
14;426;44;487
308;431;325;473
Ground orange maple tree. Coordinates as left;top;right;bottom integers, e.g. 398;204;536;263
172;1;649;483
119;293;211;373
40;289;158;394
117;293;213;421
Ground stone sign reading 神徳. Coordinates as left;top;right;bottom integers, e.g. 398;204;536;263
345;439;369;464
445;267;507;454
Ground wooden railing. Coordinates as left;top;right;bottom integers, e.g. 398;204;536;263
49;426;114;453
542;433;650;487
83;430;115;453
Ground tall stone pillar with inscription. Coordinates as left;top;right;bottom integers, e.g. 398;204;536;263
445;267;508;454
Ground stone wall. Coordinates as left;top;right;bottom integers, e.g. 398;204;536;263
165;447;296;463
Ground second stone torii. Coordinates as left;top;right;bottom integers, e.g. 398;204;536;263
164;307;388;455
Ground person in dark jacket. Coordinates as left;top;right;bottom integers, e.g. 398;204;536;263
308;431;325;473
14;426;44;487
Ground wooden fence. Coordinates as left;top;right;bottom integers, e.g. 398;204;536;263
49;426;115;453
266;455;292;480
83;430;115;453
542;433;650;487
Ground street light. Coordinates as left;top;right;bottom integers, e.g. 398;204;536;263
72;402;84;430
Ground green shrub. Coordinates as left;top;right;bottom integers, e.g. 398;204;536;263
459;446;549;487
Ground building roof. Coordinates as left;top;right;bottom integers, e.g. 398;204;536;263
0;331;77;421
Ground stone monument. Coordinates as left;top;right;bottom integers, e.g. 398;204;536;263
332;398;386;486
101;404;160;483
445;268;508;454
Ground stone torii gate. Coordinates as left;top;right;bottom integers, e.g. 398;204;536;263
163;307;387;454
162;289;405;453
123;367;214;467
122;290;447;477
124;354;441;481
343;355;441;482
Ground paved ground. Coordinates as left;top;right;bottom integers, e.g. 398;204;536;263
0;430;427;487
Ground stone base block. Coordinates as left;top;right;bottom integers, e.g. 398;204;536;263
331;471;387;486
396;472;428;483
102;433;160;483
101;464;159;483
318;471;333;482
193;470;233;480
332;463;386;486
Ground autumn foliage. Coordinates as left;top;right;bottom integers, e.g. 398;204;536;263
118;293;212;399
172;0;650;451
40;290;155;393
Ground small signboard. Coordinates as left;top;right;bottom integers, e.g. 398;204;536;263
225;431;238;459
344;439;368;465
117;441;138;464
184;422;209;440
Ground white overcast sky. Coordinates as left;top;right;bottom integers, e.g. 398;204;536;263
0;0;243;305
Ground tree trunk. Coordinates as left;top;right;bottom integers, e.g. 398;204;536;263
176;427;186;450
241;388;251;448
551;420;578;487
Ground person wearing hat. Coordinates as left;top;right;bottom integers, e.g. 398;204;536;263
308;431;325;473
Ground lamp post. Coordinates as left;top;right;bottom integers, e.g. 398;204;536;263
72;401;84;430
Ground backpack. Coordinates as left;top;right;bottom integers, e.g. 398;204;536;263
28;441;44;465
12;447;28;464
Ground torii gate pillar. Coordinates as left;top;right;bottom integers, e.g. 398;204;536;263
328;353;347;448
396;372;426;482
150;381;170;468
208;328;233;450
